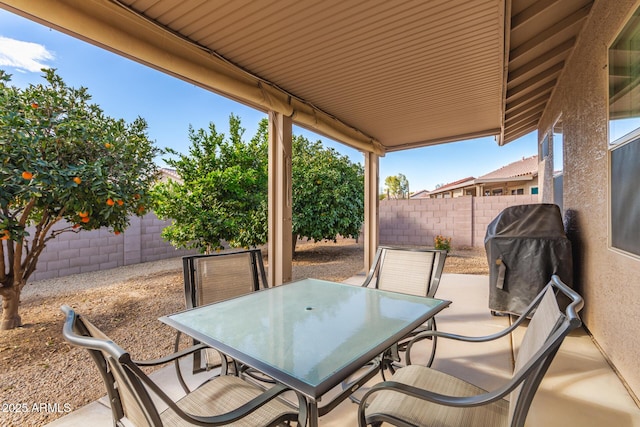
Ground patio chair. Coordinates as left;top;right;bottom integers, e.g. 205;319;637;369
362;246;447;370
61;305;307;427
177;249;268;390
357;275;584;427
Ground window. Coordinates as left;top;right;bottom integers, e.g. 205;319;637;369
531;187;539;195
609;9;640;256
609;8;640;143
511;188;524;195
553;120;563;173
540;134;549;159
553;119;564;213
610;137;640;255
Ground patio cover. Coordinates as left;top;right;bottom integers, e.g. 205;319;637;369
0;0;594;281
0;0;594;152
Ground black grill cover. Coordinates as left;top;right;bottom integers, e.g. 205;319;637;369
484;203;573;315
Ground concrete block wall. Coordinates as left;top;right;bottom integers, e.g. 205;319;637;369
380;194;539;248
472;194;538;246
25;195;540;281
27;212;195;282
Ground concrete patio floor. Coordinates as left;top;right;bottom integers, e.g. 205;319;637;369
46;273;640;426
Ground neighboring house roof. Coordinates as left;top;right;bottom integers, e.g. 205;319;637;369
410;189;431;199
429;176;476;195
158;168;183;184
475;155;538;183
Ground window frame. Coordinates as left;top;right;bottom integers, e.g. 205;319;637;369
608;10;640;258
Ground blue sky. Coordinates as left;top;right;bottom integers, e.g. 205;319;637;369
0;8;537;192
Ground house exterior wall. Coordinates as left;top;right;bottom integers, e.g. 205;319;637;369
479;180;538;196
431;179;538;198
538;0;640;398
379;194;538;248
27;213;195;282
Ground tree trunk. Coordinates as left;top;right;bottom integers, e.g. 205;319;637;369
1;285;22;330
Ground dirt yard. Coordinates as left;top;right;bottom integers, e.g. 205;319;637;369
0;238;487;426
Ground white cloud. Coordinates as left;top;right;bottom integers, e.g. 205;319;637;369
0;36;54;72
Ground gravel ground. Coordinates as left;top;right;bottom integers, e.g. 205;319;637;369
0;238;487;427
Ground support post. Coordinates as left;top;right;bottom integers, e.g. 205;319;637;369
363;152;380;271
268;112;293;286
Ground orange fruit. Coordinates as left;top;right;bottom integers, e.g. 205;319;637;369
21;171;33;180
73;177;82;184
133;193;141;200
81;217;90;223
1;230;9;240
31;102;38;109
78;211;88;218
104;143;112;149
137;205;145;214
106;198;115;206
116;200;124;206
114;231;121;235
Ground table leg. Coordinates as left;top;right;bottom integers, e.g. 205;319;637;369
308;400;319;427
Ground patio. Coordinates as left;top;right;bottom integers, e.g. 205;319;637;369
2;0;640;407
46;273;640;427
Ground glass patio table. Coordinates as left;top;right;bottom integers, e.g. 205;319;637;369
160;278;450;426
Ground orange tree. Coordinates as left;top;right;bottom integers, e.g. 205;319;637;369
152;114;268;252
291;134;364;248
0;69;159;330
152;115;364;253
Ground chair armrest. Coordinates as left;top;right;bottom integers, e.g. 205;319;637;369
404;279;558;366
406;313;533;345
360;379;509;409
192;384;307;426
357;379;511;427
133;343;208;366
357;376;517;426
404;324;522;366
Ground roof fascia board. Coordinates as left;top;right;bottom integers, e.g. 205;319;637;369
430;181;476;194
385;128;502;153
497;0;512;147
476;175;535;184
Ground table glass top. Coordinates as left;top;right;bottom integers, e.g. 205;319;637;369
161;278;449;395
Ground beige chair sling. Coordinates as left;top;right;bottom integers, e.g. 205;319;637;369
362;246;447;369
177;249;268;391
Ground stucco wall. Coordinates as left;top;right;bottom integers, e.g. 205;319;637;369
27;213;195;282
538;0;640;398
380;195;538;248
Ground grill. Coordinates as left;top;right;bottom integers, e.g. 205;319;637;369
484;204;573;316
